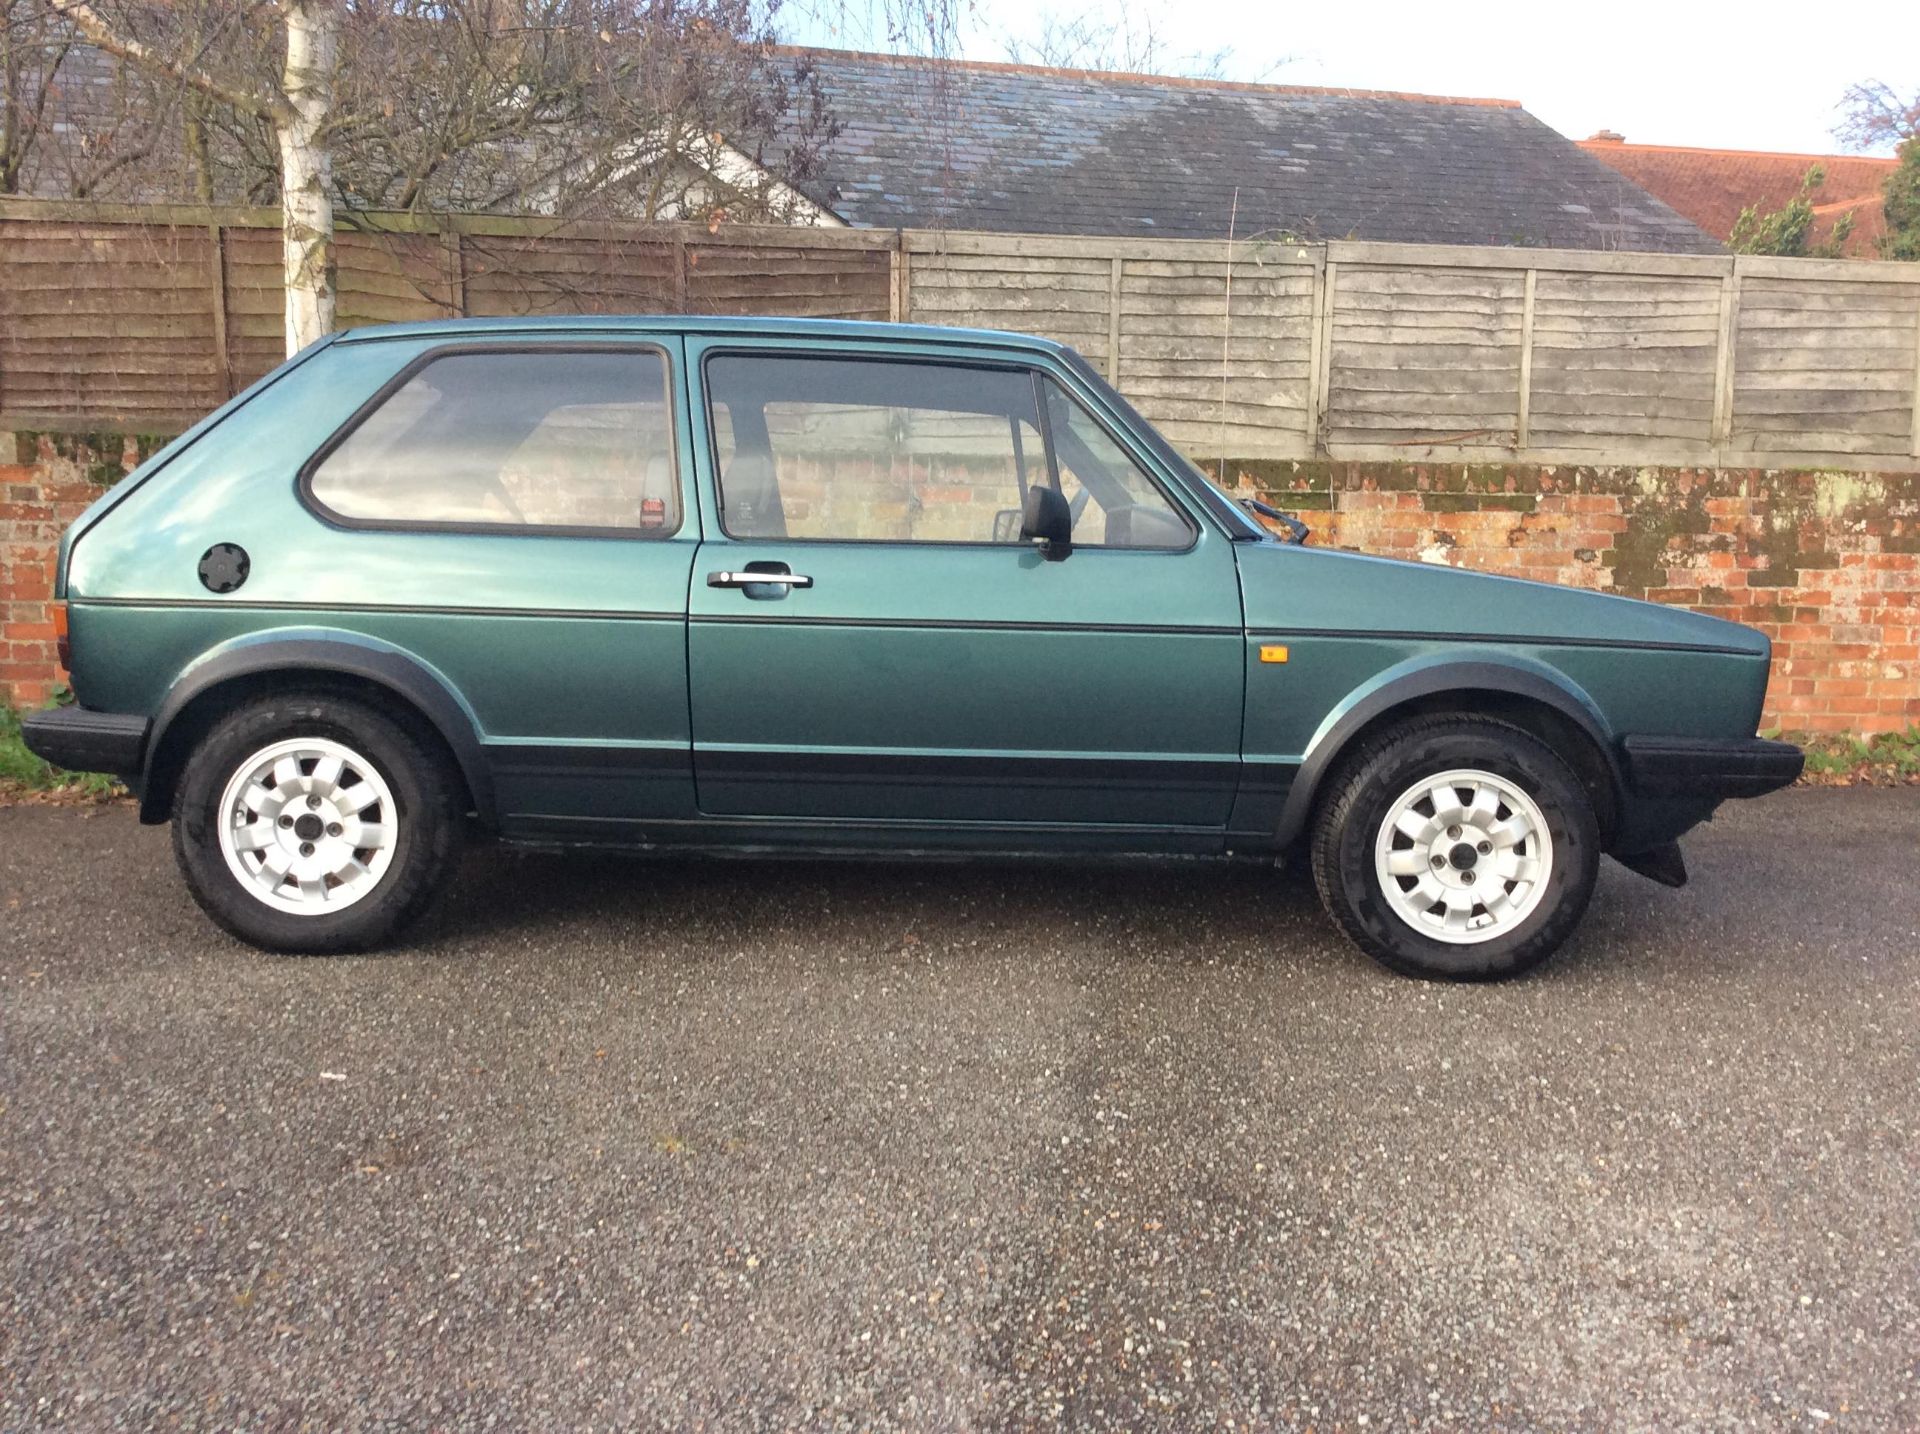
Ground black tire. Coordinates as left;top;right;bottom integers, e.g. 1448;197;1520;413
1309;715;1600;981
170;691;463;953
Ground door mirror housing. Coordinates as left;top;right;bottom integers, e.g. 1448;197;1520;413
1020;485;1073;561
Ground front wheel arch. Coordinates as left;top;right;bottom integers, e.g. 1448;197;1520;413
1274;663;1623;851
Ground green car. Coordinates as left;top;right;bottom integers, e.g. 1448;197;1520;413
24;317;1802;979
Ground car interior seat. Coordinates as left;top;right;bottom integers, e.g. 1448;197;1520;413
721;450;787;538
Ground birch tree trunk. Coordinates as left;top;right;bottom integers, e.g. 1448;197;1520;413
277;0;338;355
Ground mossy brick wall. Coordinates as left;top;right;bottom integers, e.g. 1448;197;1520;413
1220;460;1920;736
0;432;156;706
5;433;1918;736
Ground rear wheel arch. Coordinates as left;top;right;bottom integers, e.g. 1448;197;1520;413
140;640;491;828
1276;662;1624;850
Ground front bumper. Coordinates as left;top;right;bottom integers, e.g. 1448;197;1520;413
1621;735;1804;800
20;706;149;781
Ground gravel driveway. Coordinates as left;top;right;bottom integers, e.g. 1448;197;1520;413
3;790;1916;1430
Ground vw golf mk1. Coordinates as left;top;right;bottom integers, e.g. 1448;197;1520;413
23;317;1803;979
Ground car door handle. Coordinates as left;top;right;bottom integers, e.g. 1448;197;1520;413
707;570;813;589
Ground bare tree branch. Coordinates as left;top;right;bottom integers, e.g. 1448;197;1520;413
1834;80;1920;151
999;4;1242;80
46;0;289;122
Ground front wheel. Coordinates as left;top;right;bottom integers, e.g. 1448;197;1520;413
171;692;463;953
1310;716;1600;981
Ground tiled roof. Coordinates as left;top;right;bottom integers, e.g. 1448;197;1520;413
1577;136;1895;257
781;49;1722;253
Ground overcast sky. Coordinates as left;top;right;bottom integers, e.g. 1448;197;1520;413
789;0;1917;156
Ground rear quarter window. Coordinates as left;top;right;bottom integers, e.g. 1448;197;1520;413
305;347;678;535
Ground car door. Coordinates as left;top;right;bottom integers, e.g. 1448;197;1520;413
684;337;1245;836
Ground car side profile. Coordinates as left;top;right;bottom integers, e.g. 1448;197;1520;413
24;316;1802;979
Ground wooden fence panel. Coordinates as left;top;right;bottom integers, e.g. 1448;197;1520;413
907;249;1114;365
0;219;226;427
1325;265;1527;450
5;200;1920;471
686;240;889;319
222;226;285;393
335;231;456;327
462;234;681;317
1117;257;1316;456
1731;275;1920;458
1527;270;1722;453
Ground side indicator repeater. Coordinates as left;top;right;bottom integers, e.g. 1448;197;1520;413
1259;644;1290;664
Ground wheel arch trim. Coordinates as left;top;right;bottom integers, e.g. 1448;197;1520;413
1270;655;1622;849
139;629;494;826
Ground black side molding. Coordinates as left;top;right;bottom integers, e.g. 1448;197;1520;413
1621;735;1804;800
19;707;149;780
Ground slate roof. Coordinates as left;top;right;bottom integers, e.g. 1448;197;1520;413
782;49;1722;253
1577;135;1895;257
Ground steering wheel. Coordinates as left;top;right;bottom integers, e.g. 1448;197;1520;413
1068;487;1091;525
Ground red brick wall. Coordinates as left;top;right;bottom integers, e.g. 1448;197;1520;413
1226;461;1920;736
4;434;1918;735
0;432;151;706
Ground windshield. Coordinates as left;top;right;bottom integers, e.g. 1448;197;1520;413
1058;350;1271;540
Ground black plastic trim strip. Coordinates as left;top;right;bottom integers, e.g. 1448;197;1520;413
1621;735;1804;799
698;749;1240;788
485;742;690;774
504;812;1226;837
19;707;149;779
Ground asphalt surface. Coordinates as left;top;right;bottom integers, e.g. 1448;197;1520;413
2;790;1917;1432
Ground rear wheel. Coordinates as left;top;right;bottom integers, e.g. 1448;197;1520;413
1310;716;1600;981
171;693;462;953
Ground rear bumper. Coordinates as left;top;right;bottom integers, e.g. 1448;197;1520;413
19;706;149;780
1621;735;1804;800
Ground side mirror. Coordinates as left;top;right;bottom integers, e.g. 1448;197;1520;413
1020;485;1073;561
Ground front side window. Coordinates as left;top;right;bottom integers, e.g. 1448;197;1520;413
707;356;1041;544
1042;378;1195;549
704;354;1193;549
308;349;678;533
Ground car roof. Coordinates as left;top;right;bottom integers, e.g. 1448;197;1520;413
333;314;1070;355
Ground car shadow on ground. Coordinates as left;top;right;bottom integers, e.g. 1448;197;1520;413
442;843;1314;936
412;838;1676;983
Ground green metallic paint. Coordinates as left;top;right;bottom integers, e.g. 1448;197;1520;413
56;316;1782;858
680;333;1246;826
1231;541;1772;766
65;332;708;831
55;334;346;602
